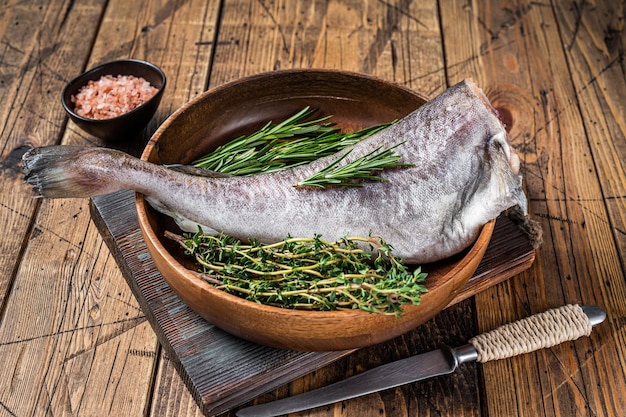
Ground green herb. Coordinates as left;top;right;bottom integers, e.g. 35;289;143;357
295;142;412;188
167;230;428;316
192;106;395;176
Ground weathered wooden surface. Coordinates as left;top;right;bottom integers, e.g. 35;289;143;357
0;1;624;417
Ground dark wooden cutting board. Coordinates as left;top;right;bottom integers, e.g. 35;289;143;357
89;190;535;416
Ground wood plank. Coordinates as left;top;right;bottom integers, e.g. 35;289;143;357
0;196;158;416
0;0;107;317
552;0;626;312
551;1;626;415
0;2;125;416
209;0;446;94
150;350;206;417
439;0;626;416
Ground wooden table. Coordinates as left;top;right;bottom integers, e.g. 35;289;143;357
1;1;624;416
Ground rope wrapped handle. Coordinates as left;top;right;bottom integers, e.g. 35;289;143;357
469;304;597;363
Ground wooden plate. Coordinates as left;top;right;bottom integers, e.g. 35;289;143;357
136;69;495;351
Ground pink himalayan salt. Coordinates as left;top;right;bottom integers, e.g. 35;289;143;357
71;74;158;120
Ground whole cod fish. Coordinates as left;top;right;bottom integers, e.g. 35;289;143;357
23;79;527;264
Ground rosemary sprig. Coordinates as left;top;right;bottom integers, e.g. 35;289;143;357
167;230;428;316
296;142;412;188
192;106;395;176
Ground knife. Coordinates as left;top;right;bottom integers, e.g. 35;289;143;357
236;304;606;417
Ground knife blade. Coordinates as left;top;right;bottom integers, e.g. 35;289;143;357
236;304;606;417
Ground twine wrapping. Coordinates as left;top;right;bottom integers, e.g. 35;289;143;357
469;304;593;363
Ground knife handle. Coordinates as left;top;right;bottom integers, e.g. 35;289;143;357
456;304;605;364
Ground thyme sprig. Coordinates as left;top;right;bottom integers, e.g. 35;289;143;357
192;106;395;176
167;230;428;316
296;142;412;188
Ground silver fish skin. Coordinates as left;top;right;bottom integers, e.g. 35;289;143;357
22;79;526;264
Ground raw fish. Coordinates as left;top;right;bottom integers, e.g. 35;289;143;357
22;79;527;264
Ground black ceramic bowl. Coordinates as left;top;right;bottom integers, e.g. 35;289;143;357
61;59;166;142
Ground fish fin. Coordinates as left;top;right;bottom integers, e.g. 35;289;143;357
490;133;528;215
22;145;124;198
164;164;232;178
145;196;218;234
509;176;528;215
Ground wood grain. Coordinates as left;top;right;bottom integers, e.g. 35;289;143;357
552;1;626;415
1;0;624;416
440;0;626;416
0;2;149;416
210;0;445;93
0;0;220;416
0;0;107;322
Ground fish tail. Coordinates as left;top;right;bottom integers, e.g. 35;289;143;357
22;145;125;198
